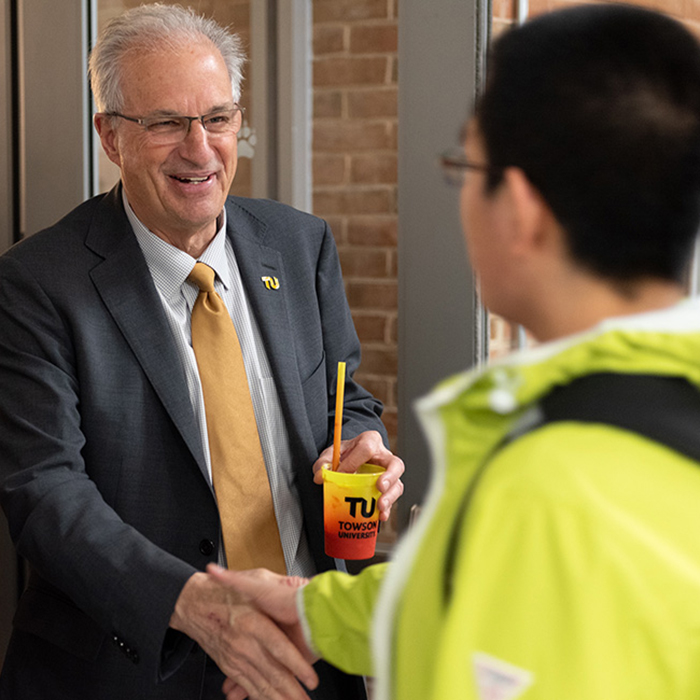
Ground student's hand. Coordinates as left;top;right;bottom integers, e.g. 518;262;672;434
312;430;405;521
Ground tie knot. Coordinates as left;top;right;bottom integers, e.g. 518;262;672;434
188;262;216;293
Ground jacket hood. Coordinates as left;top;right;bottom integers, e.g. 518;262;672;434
418;297;700;423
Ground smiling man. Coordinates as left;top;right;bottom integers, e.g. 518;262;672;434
0;5;403;700
94;38;240;256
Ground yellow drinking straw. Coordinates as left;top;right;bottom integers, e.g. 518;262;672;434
332;361;346;471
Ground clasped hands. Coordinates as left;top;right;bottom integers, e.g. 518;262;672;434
170;431;404;700
171;565;317;700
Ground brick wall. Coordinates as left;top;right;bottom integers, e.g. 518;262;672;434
528;0;700;32
495;0;700;37
312;0;399;452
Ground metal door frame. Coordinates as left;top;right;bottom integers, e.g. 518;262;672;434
397;0;490;530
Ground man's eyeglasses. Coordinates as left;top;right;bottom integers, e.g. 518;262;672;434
438;147;504;187
103;105;245;145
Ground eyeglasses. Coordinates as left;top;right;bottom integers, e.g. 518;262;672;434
104;105;245;145
438;147;504;187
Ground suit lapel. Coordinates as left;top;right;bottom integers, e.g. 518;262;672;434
227;203;317;462
85;188;208;480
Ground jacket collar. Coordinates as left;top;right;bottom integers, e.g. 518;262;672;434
85;185;208;481
85;187;319;481
224;198;320;464
418;297;700;421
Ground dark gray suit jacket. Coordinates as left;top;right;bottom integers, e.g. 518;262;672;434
0;186;386;699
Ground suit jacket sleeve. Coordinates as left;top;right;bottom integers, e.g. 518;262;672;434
0;220;204;682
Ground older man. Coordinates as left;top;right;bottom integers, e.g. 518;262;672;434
0;5;403;700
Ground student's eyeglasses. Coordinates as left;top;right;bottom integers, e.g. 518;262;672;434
438;147;504;187
103;105;245;145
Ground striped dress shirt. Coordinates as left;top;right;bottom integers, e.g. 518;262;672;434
123;193;316;577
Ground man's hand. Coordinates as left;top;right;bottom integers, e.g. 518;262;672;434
312;430;405;521
205;565;319;700
169;570;318;700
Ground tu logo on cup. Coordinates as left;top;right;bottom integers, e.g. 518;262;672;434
322;464;385;559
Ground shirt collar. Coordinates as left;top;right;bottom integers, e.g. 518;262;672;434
122;188;230;299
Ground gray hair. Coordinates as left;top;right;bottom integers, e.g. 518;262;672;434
89;3;245;112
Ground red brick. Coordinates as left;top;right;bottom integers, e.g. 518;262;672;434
686;0;700;21
313;188;394;216
523;0;551;17
388;315;398;343
313;154;347;186
528;0;599;16
525;0;543;15
338;248;390;277
204;3;249;29
388;250;397;277
354;346;398;374
347;280;398;310
323;215;347;244
353;374;392;405
314;56;389;87
313;25;345;54
313;0;389;23
347;217;397;245
617;0;682;17
350;154;397;184
351;313;390;343
347;88;398;118
388;121;398;149
314;91;343;119
492;0;516;20
387;377;398;407
349;24;398;53
229;150;251;195
314;120;394;152
310;0;399;426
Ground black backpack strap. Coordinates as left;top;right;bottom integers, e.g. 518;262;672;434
539;373;700;463
443;372;700;602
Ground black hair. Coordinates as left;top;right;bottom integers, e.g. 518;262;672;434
476;4;700;282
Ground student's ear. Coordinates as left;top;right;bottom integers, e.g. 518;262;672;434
93;114;122;168
502;166;552;255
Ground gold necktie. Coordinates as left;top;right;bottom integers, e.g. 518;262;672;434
188;262;286;574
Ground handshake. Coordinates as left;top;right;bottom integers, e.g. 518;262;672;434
170;563;321;700
169;434;404;699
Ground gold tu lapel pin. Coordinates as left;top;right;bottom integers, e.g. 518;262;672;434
261;275;280;290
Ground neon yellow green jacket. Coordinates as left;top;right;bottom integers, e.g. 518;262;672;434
300;300;700;700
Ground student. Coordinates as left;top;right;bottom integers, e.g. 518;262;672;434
214;5;700;699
